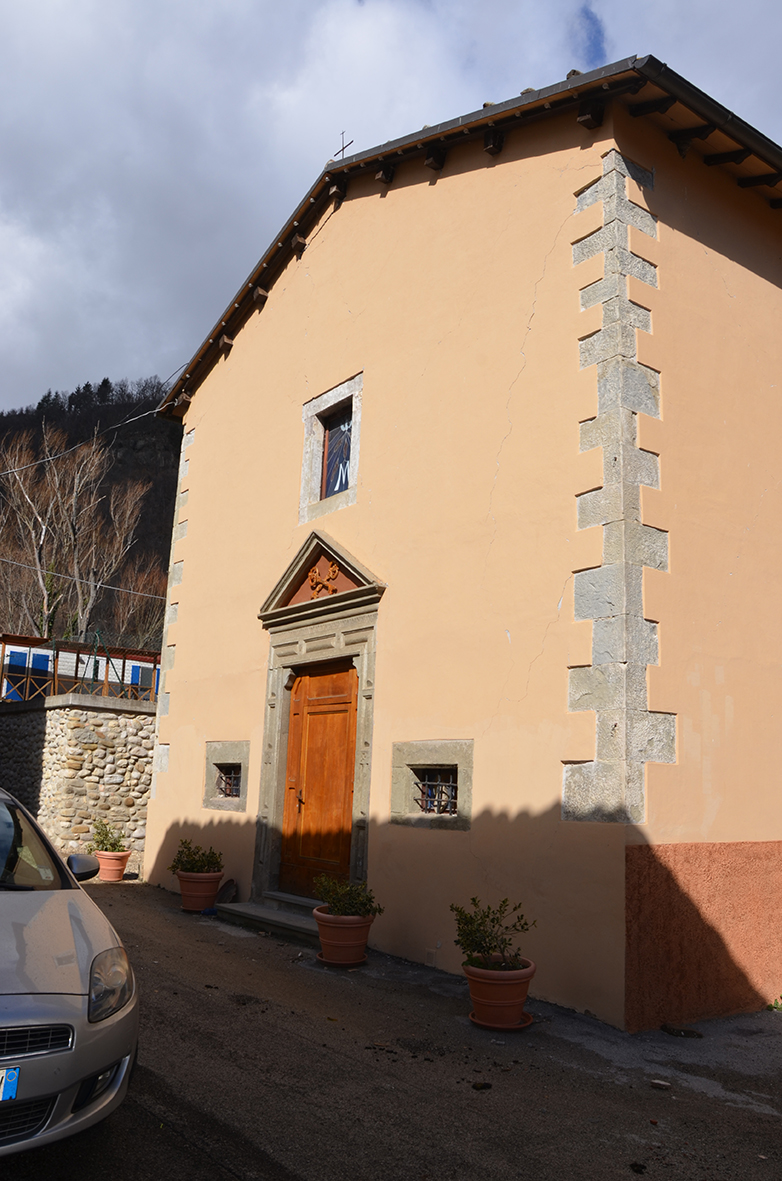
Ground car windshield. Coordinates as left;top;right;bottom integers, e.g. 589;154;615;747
0;800;65;890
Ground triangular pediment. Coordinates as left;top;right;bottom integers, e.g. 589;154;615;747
259;531;385;626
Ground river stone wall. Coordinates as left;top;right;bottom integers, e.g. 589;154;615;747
0;695;155;852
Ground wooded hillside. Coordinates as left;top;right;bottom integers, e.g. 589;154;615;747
0;377;181;649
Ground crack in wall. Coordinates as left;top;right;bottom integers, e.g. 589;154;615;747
484;203;578;572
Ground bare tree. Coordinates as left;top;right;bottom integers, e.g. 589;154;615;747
42;427;150;639
0;426;152;640
106;553;167;650
0;430;65;636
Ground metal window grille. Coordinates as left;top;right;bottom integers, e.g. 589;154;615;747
215;764;242;798
411;766;458;815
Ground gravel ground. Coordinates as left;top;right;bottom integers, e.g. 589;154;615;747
12;878;782;1180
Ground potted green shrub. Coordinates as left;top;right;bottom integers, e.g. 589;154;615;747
168;839;224;912
312;874;383;966
450;896;537;1030
87;819;131;882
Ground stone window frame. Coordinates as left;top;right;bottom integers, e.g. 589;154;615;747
203;741;250;812
390;740;474;831
299;373;363;524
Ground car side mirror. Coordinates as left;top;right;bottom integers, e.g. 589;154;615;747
67;854;100;882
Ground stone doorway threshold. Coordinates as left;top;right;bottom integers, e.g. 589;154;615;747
216;889;320;946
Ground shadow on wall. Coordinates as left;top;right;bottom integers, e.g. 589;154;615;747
147;802;778;1033
149;813;260;899
0;707;46;814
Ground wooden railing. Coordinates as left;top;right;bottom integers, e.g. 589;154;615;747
0;634;161;705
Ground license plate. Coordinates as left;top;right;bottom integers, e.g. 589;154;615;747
0;1067;19;1101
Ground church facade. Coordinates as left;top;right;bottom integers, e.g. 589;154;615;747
145;56;782;1030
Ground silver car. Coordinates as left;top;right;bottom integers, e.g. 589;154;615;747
0;789;138;1155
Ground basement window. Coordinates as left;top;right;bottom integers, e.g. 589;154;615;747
215;764;242;798
411;766;458;815
203;741;250;812
390;740;473;830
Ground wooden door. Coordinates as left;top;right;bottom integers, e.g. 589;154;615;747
278;661;358;897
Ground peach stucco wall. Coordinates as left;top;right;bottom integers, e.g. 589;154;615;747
145;97;782;1028
614;105;782;851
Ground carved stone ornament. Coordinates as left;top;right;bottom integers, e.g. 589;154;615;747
308;561;340;599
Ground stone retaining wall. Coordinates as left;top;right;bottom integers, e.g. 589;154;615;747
0;694;155;852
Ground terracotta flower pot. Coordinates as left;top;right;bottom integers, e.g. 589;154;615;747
94;850;132;882
313;905;374;965
463;956;537;1030
176;870;224;912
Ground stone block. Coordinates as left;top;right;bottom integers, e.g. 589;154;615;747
597;358;660;418
625;522;668;570
574;564;625;621
575;175;606;212
611;246;657;287
561;760;629;822
600;296;651;333
625;662;649;711
579;322;637;368
624;446;660;490
572;220;627;266
568;664;625;712
579;273;623;309
624;763;646;823
602;192;657;238
627;711;676;764
603;150;654;193
577;485;622;529
593;615;658;666
595;710;626;761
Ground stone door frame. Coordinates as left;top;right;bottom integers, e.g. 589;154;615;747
252;535;384;900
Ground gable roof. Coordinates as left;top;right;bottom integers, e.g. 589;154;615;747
159;54;782;419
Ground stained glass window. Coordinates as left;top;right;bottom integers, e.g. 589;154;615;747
321;403;352;499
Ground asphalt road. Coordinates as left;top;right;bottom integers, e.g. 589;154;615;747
12;880;782;1180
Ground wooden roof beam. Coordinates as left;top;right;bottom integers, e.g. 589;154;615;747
704;148;751;166
577;97;604;130
737;170;782;188
425;148;446;171
668;122;716;158
483;128;505;155
629;95;676;117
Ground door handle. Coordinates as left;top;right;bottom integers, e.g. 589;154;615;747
296;790;304;813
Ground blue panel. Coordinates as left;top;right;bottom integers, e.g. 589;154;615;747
31;653;49;671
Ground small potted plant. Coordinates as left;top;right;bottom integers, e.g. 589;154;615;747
312;874;383;966
167;838;224;912
87;819;131;882
450;896;537;1030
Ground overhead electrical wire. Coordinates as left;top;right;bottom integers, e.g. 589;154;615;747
0;556;166;600
0;365;187;602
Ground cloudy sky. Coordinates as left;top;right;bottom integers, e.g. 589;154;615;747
1;0;779;410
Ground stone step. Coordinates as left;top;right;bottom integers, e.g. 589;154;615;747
262;889;321;916
215;901;320;946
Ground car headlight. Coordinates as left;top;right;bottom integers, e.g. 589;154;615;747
89;947;133;1023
